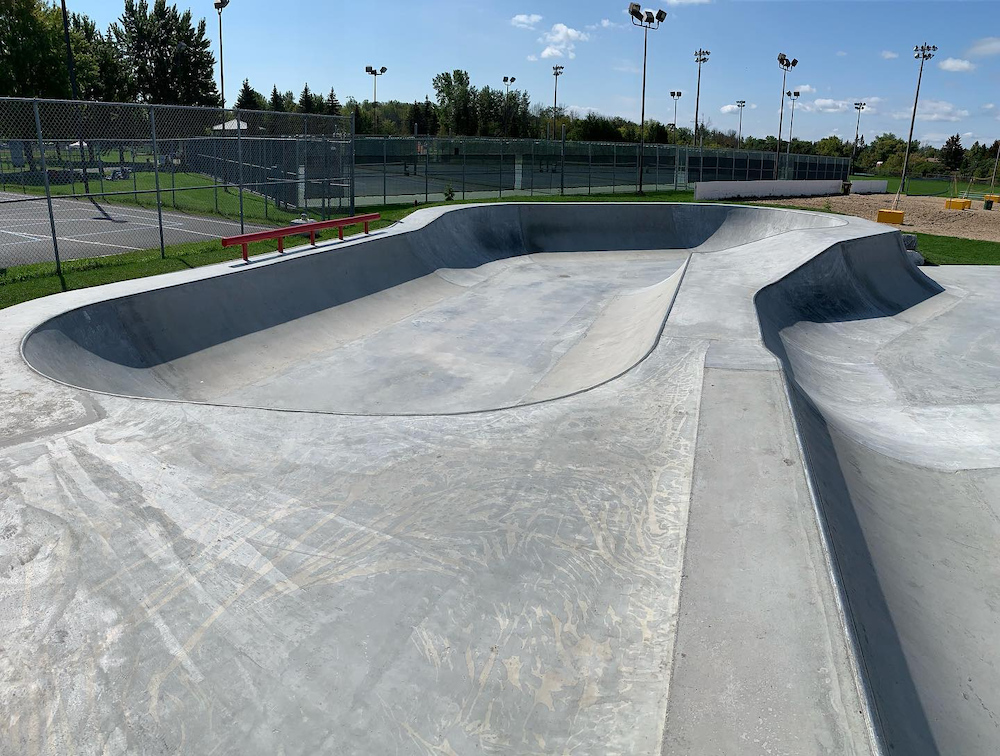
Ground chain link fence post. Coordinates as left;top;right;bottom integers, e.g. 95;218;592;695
148;105;166;259
424;140;429;204
462;138;466;201
560;125;566;196
382;136;387;206
235;108;245;233
349;110;356;216
32;100;62;276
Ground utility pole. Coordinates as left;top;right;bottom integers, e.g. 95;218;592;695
894;44;936;210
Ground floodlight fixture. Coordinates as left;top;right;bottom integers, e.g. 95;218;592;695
366;65;388;132
693;49;710;147
627;5;668;193
551;65;565;141
894;43;937;209
774;51;798;177
849;102;867;177
215;0;231;108
214;0;229;9
502;75;517;137
734;100;747;148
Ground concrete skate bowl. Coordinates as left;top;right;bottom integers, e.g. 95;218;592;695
757;237;1000;756
23;203;843;415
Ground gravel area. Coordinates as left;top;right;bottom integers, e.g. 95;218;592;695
751;193;1000;242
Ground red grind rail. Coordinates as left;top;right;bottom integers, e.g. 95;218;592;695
222;213;381;262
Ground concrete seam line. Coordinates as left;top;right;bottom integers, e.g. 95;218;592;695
775;368;889;756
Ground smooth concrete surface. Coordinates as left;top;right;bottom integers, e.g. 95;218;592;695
693;179;843;201
2;201;998;755
850;180;889;194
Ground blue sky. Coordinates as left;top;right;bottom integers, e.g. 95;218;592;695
74;0;1000;147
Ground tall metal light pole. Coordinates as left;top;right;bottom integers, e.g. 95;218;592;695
775;52;798;179
551;65;564;141
628;4;667;194
670;91;682;143
736;100;746;148
214;0;229;107
785;90;800;165
894;44;936;210
502;75;516;138
848;101;866;178
365;65;388;133
693;49;710;147
59;0;92;193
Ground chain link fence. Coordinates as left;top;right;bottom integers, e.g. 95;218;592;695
0;97;353;273
353;134;850;205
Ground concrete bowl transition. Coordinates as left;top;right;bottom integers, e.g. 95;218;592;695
4;202;999;755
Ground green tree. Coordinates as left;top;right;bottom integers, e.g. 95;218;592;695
432;70;476;135
939;133;965;171
234;78;266;111
325;87;341;116
298;83;315;113
0;0;68;97
111;0;219;105
268;84;285;112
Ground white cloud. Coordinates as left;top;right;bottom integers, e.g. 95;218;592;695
796;84;816;94
587;18;624;30
537;23;590;59
567;105;602;116
880;50;898;60
813;98;850;113
526;54;538;62
720;104;738;114
665;0;710;4
939;57;976;72
892;99;969;122
511;13;542;30
983;103;996;111
612;59;641;74
968;37;1000;57
836;51;847;57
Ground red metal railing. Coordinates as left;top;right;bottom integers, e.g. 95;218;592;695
222;213;381;262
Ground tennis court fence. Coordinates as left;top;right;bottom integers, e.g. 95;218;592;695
1;96;851;273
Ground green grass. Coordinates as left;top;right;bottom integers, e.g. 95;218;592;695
913;233;1000;265
0;189;695;309
849;174;958;197
3;187;997;310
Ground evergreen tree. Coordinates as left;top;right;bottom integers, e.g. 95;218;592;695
298;83;315;113
111;0;219;105
269;84;285;112
235;78;266;111
325;87;341;115
940;133;965;171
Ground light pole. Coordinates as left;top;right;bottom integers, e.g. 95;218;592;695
736;100;746;148
775;52;798;179
894;44;936;210
551;65;564;141
502;75;516;138
365;65;388;133
785;90;800;167
670;91;682;143
628;4;667;194
849;101;866;178
214;0;229;108
693;49;710;148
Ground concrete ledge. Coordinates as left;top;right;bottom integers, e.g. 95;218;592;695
851;180;889;194
694;179;842;200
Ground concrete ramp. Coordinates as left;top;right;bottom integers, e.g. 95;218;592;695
757;238;1000;756
23;203;836;415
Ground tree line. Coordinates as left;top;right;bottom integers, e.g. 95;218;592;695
3;3;996;178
